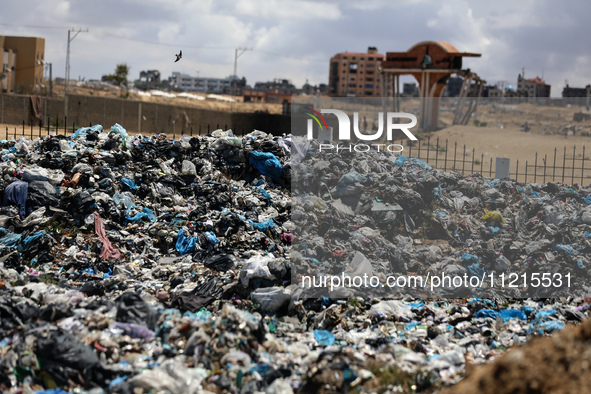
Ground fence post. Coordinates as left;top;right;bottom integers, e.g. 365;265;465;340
462;145;466;174
64;115;67;136
543;154;547;184
435;137;439;168
480;153;484;176
553;148;557;182
426;136;430;164
38;120;41;139
418;137;421;159
525;160;528;183
73;121;75;136
409;138;413;157
453;142;457;171
30;122;33;140
582;146;586;186
562;146;566;183
47;115;50;134
444;140;448;171
190;127;193;136
22;120;24;137
516;160;519;183
572;145;576;185
534;152;538;183
199;125;202;136
489;158;493;178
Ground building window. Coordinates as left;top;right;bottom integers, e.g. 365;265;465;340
366;77;374;82
365;84;374;89
349;63;358;73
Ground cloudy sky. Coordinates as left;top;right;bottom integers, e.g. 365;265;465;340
2;0;590;96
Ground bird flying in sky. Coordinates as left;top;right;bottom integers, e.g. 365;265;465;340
175;50;182;62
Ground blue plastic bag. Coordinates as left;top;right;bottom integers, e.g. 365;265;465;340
205;231;219;245
499;309;527;322
248;151;282;181
314;329;335;346
248;218;277;231
176;229;197;255
110;123;129;139
121;177;139;190
475;309;499;320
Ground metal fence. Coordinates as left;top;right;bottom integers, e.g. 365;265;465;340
1;115;253;141
399;135;591;186
4;115;591;187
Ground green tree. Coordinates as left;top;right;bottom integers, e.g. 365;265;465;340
104;63;130;97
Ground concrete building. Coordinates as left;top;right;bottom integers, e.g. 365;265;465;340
517;74;551;98
253;78;297;94
0;35;45;93
562;84;591;98
402;82;418;97
139;70;161;83
444;76;464;97
485;86;504;98
169;72;238;94
328;47;387;97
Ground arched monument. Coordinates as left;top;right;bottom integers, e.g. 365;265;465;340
381;41;484;131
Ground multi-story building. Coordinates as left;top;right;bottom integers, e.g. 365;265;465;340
562;84;591;98
402;82;418;97
0;35;45;93
517;74;551;98
253;78;297;94
328;47;386;97
169;72;238;94
444;76;464;97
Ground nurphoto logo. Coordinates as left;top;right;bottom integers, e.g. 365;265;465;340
304;107;418;153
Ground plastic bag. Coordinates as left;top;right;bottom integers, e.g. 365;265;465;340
251;287;292;311
314;329;335;346
176;229;197;255
248;151;283;181
239;254;277;287
481;209;506;224
181;160;197;176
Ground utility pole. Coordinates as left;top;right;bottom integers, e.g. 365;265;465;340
47;63;52;97
232;47;251;96
65;27;88;94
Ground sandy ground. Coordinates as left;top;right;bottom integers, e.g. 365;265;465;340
442;318;591;394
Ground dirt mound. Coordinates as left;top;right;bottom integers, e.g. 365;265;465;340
443;319;591;394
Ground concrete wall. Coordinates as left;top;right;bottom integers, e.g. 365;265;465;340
0;92;291;136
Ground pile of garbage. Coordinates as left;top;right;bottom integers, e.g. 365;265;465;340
0;123;588;393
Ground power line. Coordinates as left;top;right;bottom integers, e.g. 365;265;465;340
0;22;74;30
1;24;327;63
101;33;235;50
102;34;326;62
